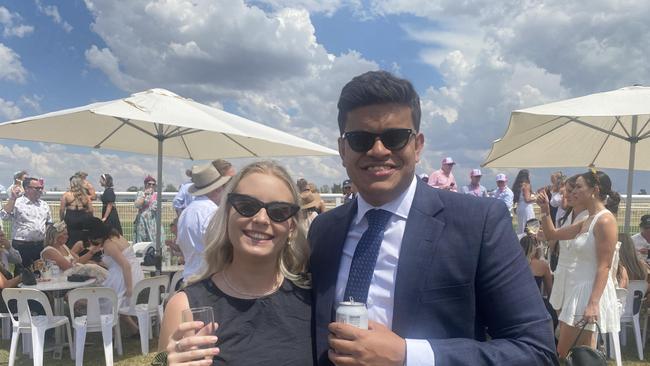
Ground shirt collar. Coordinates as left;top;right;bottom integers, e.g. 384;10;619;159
355;175;417;225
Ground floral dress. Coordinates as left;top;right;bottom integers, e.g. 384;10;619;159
133;191;164;242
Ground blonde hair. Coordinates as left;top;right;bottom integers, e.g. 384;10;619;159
69;176;90;209
195;160;310;288
45;221;67;247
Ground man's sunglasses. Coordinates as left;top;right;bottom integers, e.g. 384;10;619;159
28;186;43;191
342;128;415;153
227;193;299;223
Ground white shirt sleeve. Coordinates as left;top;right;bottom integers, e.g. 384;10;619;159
549;192;562;208
406;338;435;366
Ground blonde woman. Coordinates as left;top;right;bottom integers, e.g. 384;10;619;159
41;221;100;271
60;176;93;248
160;161;312;365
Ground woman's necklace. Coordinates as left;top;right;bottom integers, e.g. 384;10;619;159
221;269;283;298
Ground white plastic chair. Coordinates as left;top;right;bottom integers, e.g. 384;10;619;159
2;288;74;366
118;275;168;355
1;311;12;339
164;270;184;304
620;280;646;360
67;287;123;366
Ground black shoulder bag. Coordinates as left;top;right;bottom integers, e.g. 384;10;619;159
564;321;607;366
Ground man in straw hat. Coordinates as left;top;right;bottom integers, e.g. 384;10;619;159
177;161;234;279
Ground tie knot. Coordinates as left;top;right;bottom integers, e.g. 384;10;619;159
365;209;392;229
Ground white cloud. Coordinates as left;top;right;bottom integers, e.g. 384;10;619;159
0;6;34;38
0;97;22;120
20;94;43;113
35;0;73;33
359;0;650;183
0;142;196;191
0;43;27;83
251;0;360;16
81;0;379;185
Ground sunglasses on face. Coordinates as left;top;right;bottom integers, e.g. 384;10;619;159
342;128;415;153
227;193;300;223
28;186;43;191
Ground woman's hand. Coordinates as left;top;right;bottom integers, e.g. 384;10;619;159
125;287;133;299
166;321;220;366
577;302;599;327
536;189;550;215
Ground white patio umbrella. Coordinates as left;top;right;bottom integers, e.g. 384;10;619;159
0;88;339;270
482;85;650;233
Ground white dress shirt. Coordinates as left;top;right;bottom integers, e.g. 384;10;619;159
176;196;217;279
173;181;194;211
335;176;434;366
632;232;650;262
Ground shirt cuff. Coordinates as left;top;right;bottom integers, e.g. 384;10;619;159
405;338;435;366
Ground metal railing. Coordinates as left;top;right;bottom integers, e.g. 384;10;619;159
1;192;649;240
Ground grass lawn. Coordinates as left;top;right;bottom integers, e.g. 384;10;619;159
3;327;650;365
0;332;158;365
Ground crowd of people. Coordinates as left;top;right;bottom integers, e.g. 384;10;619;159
1;70;650;365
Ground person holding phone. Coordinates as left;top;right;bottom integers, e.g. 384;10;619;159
537;170;620;359
160;160;312;366
133;175;163;243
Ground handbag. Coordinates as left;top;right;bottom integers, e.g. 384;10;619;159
21;267;37;285
67;274;92;282
564;321;607;366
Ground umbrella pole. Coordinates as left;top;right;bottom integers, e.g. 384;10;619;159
624;116;638;234
155;134;164;276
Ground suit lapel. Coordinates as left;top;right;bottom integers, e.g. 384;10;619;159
314;200;357;327
392;181;445;335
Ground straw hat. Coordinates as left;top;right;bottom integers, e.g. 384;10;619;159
300;190;321;209
188;163;231;196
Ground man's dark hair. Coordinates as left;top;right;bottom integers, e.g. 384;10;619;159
337;70;421;135
22;177;37;189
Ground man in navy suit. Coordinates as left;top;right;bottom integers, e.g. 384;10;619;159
309;71;558;365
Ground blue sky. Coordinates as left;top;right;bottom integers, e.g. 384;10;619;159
1;0;649;195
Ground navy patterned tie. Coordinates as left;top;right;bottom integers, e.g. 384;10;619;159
344;209;392;304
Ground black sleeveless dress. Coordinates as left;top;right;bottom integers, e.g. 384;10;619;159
101;187;123;234
182;277;313;366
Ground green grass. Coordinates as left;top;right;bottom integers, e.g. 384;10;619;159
3;329;650;365
0;331;159;365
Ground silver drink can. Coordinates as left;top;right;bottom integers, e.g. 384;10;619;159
336;300;368;330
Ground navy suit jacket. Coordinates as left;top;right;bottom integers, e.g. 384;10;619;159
309;179;558;365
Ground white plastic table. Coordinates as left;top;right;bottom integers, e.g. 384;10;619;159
20;277;96;358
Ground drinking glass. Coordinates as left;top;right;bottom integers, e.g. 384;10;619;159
181;307;216;348
527;220;540;236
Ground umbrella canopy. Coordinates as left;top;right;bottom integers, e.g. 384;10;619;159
0;88;339;270
483;86;650;233
0;88;338;159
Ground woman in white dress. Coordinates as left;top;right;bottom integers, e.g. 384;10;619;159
512;169;536;235
548;175;589;316
85;216;144;334
538;170;620;359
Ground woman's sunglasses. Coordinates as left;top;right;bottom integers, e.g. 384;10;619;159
342;128;415;153
227;193;299;223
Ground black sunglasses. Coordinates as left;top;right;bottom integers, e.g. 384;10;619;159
227;193;300;223
342;128;415;153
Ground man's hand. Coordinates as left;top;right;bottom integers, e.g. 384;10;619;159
328;320;406;366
